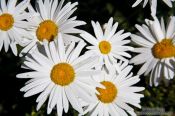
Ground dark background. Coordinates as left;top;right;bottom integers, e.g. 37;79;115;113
0;0;175;116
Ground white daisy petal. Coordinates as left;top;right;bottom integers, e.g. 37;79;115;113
62;88;69;113
60;20;85;31
104;17;113;38
160;17;166;36
80;32;98;45
54;2;72;21
106;22;118;40
104;55;115;74
137;57;153;75
151;18;165;41
43;40;52;60
116;65;133;81
71;83;94;103
72;53;98;70
65;41;75;59
111;53;128;62
37;95;48;111
10;42;17;56
135;24;155;43
19;41;36;57
36;82;54;103
151;0;157;17
16;71;49;78
131;34;153;47
43;0;51;15
20;78;49;92
1;0;7;12
111;32;131;42
91;21;103;40
31;52;54;68
51;0;58;20
7;0;17;13
110;30;124;41
82;103;98;115
62;34;82;45
162;0;173;7
50;86;61;109
47;86;57;113
166;16;175;38
108;104;120;116
104;107;110;116
65;86;83;114
55;2;78;23
132;0;143;7
15;13;31;22
144;59;158;76
24;82;47;97
14;0;30;14
75;80;101;95
115;98;134;111
14;18;29;26
127;111;137;116
37;0;48;20
91;103;102;116
76;70;100;77
69;40;86;63
143;0;148;7
49;41;60;63
98;104;105;116
130;53;152;65
53;0;65;20
4;33;10;52
56;89;63;116
114;104;128;116
0;38;3;51
96;22;104;40
24;61;48;72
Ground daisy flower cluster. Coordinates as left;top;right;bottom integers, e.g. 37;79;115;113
1;0;175;115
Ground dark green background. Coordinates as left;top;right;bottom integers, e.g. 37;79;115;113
0;0;175;115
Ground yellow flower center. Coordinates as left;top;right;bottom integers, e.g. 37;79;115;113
99;41;111;54
152;39;175;59
0;13;14;31
50;63;75;86
96;81;117;103
36;20;58;42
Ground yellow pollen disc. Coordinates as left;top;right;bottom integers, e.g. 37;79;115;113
99;41;111;54
96;81;117;103
50;63;75;86
152;39;175;59
36;20;58;42
0;13;14;31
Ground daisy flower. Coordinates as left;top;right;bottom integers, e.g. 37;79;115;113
81;62;144;116
80;18;133;73
0;0;31;55
130;16;175;86
16;34;102;115
132;0;174;8
20;0;86;56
